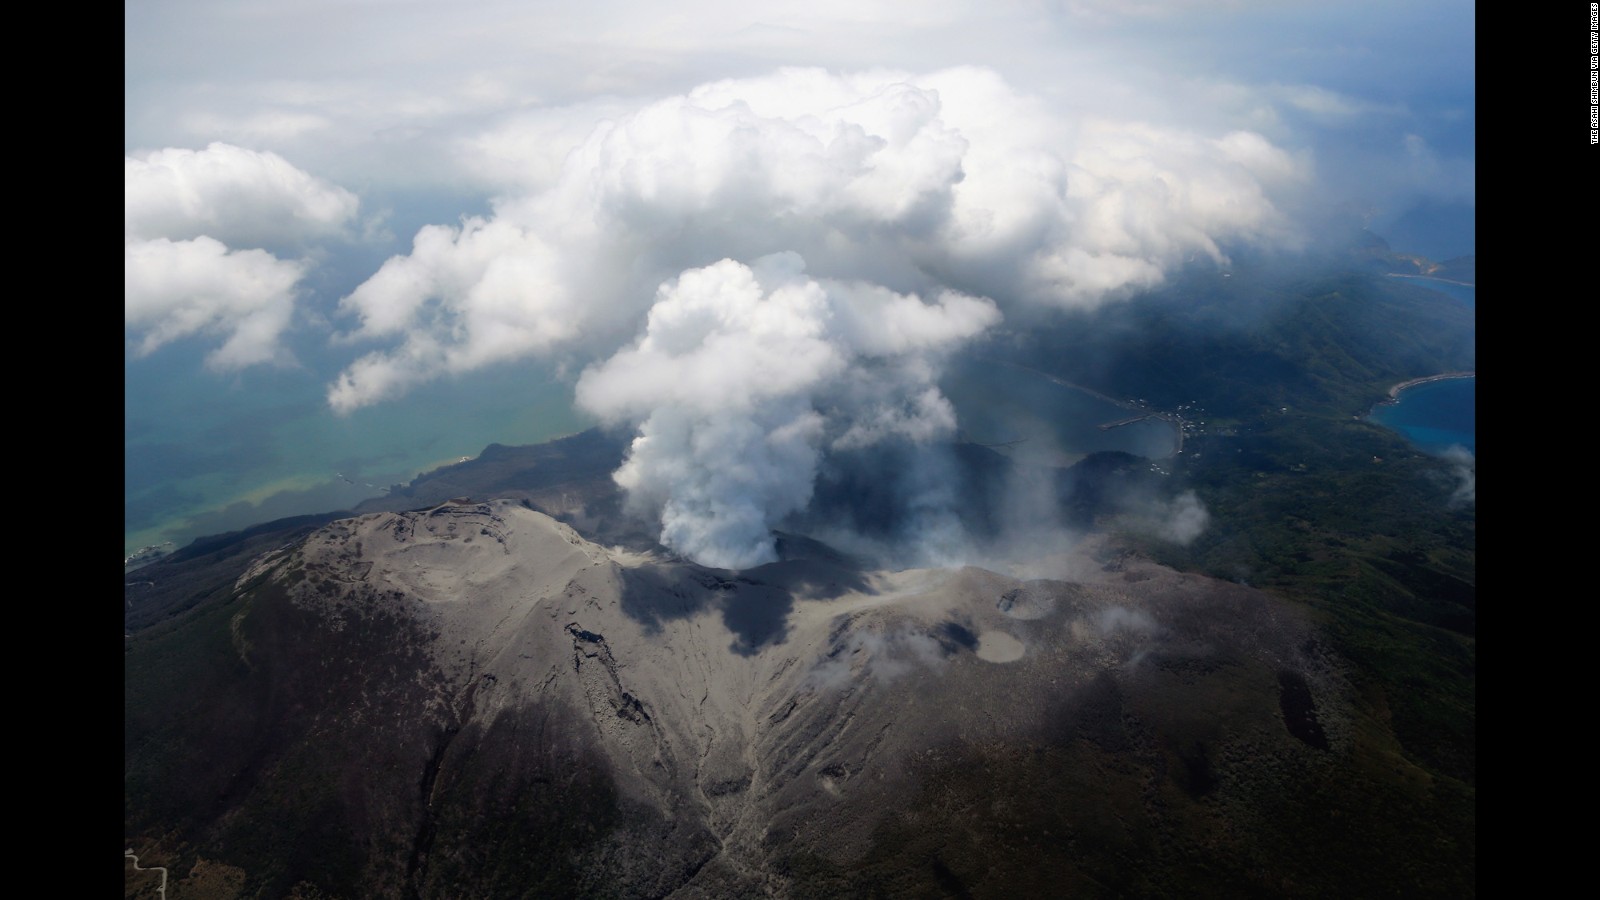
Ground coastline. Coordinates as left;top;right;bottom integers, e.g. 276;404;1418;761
1384;371;1475;402
1383;273;1476;288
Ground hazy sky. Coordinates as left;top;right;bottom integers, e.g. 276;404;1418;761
126;0;1474;565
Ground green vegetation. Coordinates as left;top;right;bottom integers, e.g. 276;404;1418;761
998;250;1475;889
1152;415;1476;785
1003;250;1476;773
1003;257;1474;421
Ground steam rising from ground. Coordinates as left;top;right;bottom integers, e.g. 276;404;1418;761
576;254;997;568
806;627;951;690
1151;490;1211;545
1108;489;1212;548
1440;445;1475;505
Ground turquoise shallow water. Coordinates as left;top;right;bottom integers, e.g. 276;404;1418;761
125;347;590;557
1369;377;1474;455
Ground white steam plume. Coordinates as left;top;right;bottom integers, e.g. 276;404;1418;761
1154;490;1211;545
806;627;952;690
1113;489;1212;548
1440;445;1475;505
576;254;997;569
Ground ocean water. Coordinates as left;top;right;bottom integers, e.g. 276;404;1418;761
125;346;590;558
1369;377;1475;455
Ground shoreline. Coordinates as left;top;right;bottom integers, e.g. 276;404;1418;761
1384;273;1476;288
1384;371;1475;402
125;430;599;562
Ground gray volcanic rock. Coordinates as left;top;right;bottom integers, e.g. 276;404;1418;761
129;497;1365;897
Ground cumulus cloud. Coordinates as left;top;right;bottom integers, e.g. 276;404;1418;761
575;254;997;568
125;237;306;370
326;218;586;411
330;66;1300;414
126;2;1471;257
125;142;359;370
125;142;358;247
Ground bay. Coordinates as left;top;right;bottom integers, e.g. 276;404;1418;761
1369;376;1475;455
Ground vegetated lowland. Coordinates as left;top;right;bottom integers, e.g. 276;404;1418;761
1003;241;1476;785
125;235;1474;898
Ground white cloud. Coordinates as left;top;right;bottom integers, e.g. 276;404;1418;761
125;142;359;370
1274;84;1403;120
124;237;304;370
125;1;1471;226
125;142;359;248
329;67;1300;414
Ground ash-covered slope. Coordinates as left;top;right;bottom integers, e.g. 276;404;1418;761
126;498;1467;898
